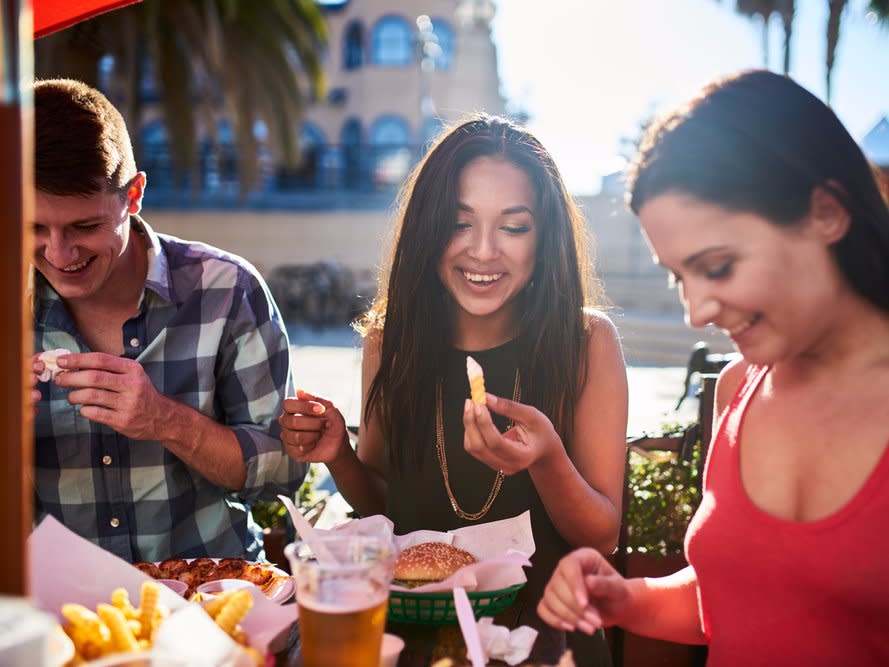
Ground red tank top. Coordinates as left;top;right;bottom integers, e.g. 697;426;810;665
685;365;889;666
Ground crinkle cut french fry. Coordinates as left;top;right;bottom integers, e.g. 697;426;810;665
139;580;160;640
215;589;253;636
202;589;238;619
61;604;111;659
97;603;141;653
64;622;110;661
111;587;139;619
466;355;487;404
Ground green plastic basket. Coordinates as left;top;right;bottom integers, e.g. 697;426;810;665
387;583;524;625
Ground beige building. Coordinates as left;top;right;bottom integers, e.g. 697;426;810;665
291;0;506;190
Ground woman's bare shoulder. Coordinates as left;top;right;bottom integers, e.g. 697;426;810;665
715;357;750;414
579;308;626;381
582;307;620;339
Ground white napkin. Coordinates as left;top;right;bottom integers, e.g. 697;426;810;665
477;617;538;666
153;604;255;667
452;588;537;667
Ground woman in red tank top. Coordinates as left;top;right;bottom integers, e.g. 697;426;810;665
537;69;889;666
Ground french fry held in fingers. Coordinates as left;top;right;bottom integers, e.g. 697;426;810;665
466;355;487;405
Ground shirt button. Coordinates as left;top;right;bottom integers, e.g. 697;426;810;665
129;338;140;347
102;455;112;465
110;518;120;528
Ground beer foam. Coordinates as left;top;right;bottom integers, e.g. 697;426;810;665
298;588;388;615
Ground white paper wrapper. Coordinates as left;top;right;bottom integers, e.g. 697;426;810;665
36;348;72;382
310;511;534;593
477;617;538;665
28;516;296;665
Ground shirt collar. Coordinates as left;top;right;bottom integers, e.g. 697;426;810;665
132;214;177;304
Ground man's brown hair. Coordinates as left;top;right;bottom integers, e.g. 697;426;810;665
34;78;136;196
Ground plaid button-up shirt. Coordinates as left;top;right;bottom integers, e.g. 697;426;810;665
33;217;305;562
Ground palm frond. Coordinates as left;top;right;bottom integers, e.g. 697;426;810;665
34;0;328;196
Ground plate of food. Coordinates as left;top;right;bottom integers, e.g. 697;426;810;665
132;557;294;604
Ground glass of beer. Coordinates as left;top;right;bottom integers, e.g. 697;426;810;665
285;534;395;667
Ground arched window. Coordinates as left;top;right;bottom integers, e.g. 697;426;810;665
370;115;409;147
369;115;411;187
341;118;363;187
209;119;238;189
343;20;364;70
430;19;454;70
293;122;326;187
139;121;172;188
98;54;115;93
371;15;413;66
138;54;159;101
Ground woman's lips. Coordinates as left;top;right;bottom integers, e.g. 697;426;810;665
461;270;504;285
724;314;762;340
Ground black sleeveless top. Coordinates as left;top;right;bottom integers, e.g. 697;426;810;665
384;339;610;663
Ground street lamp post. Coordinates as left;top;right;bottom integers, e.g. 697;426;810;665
415;14;440;152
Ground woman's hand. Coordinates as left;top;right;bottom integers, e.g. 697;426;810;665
462;392;563;475
279;389;350;464
537;548;630;635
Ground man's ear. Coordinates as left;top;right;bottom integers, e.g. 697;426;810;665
126;172;147;215
808;183;851;244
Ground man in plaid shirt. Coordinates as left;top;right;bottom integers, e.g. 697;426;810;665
30;79;305;562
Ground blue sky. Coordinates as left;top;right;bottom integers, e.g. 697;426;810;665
491;0;889;195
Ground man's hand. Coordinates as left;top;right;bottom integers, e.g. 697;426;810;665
30;353;45;415
53;352;172;441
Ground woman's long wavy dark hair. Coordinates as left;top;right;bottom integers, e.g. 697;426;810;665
356;114;603;474
627;69;889;316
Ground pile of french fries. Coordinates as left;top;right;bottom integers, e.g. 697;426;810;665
60;581;263;665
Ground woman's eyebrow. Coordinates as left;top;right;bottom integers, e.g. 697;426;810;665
455;203;534;215
682;245;731;268
501;205;533;216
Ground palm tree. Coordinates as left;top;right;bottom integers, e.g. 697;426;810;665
726;0;796;73
825;0;849;105
35;0;328;195
867;0;889;26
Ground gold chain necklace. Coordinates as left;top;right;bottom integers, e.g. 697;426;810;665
435;369;521;521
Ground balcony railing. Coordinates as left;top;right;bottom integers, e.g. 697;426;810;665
139;142;423;210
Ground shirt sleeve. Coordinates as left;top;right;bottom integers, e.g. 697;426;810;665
217;264;306;503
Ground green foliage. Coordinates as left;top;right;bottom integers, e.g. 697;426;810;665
251;464;322;530
251;496;289;530
625;424;703;557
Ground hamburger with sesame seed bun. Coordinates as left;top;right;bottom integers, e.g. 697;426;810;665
393;542;477;588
